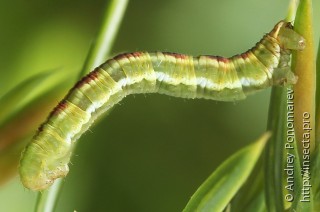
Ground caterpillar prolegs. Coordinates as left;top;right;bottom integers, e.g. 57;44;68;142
19;21;305;191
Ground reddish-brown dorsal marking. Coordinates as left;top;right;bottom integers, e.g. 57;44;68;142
113;52;143;60
88;70;99;81
132;52;143;57
216;56;229;63
74;69;100;88
204;55;228;62
240;52;250;59
163;52;188;59
113;53;130;60
50;100;68;116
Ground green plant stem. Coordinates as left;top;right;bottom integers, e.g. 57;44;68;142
80;0;129;76
316;40;320;145
265;0;316;210
265;87;286;212
292;0;316;152
286;0;298;21
35;179;64;212
34;1;129;211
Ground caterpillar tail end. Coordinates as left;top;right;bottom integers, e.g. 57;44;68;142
19;143;70;191
19;160;69;191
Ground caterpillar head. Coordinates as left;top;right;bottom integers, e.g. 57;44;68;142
276;21;306;51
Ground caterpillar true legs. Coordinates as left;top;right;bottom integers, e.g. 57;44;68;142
19;20;305;191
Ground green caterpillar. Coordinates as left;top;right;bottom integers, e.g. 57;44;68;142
19;21;305;191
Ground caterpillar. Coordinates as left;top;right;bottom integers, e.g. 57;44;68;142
19;20;305;191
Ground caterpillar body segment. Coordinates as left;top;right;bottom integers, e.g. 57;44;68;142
19;20;305;191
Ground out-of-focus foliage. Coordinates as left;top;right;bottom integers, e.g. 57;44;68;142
0;0;319;211
0;71;69;185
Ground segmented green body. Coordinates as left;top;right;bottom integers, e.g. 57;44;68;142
19;21;305;191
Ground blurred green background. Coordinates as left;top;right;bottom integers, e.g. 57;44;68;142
0;0;319;211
